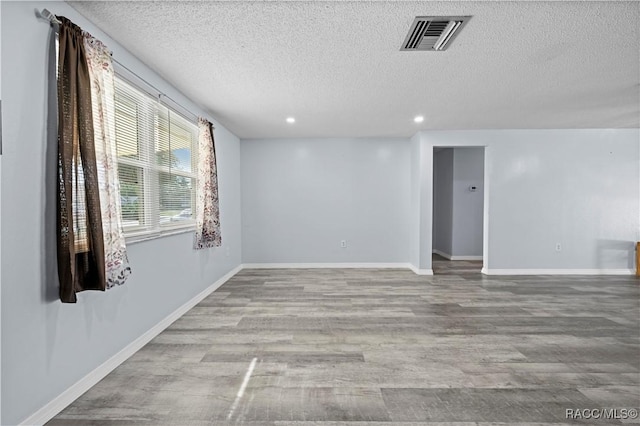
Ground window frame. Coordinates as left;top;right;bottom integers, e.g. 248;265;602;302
113;73;199;244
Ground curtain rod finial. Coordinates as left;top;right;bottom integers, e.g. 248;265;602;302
38;8;61;25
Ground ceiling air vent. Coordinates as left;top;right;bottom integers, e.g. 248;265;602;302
401;16;471;51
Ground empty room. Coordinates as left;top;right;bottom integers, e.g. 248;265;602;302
1;1;639;425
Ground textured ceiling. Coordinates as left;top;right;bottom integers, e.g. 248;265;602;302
69;1;640;138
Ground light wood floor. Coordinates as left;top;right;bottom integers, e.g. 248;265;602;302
48;268;640;425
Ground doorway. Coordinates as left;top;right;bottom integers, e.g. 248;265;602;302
432;147;485;275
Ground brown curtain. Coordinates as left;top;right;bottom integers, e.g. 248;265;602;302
57;17;106;303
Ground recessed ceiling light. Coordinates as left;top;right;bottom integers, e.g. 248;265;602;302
286;117;296;124
414;116;424;123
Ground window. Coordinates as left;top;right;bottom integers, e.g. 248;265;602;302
114;77;198;239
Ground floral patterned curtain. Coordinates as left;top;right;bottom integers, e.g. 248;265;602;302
83;32;132;287
194;118;222;249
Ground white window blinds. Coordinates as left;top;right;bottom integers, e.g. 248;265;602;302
114;77;198;237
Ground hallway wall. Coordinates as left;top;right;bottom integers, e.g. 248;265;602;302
451;147;484;258
432;149;454;256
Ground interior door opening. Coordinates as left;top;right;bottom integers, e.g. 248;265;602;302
432;146;485;275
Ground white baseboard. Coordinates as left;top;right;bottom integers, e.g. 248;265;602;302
242;262;411;269
242;263;435;276
432;249;482;261
408;264;434;275
451;255;483;261
482;268;635;276
20;265;243;426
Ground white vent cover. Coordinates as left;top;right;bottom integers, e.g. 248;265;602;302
401;16;471;51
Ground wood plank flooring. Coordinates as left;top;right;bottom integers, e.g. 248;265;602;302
432;254;483;275
48;268;640;425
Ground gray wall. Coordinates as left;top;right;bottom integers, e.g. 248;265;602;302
451;147;484;257
241;138;410;263
432;149;453;255
1;2;242;424
243;131;638;272
409;133;433;271
0;3;3;422
419;129;639;272
409;133;421;268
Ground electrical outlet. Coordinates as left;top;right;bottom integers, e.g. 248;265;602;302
340;240;347;248
555;243;562;252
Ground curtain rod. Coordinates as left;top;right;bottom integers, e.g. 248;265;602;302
38;8;201;124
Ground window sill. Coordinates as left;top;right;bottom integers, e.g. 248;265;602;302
125;226;194;245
